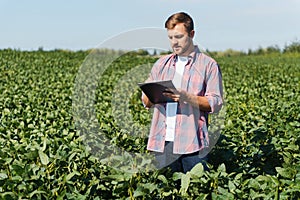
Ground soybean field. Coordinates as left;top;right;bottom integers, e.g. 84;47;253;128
0;49;299;199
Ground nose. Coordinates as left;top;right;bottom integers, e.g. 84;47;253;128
170;38;178;46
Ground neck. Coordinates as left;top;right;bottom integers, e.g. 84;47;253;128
179;43;194;57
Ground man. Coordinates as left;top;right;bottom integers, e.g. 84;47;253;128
142;12;223;173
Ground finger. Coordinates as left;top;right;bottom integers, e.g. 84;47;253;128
163;88;174;94
174;96;180;102
163;92;172;97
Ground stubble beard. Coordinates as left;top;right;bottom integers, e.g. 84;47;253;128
173;40;193;56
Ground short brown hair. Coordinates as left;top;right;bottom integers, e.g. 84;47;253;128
165;12;194;33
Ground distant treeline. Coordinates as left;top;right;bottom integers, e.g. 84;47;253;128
2;40;300;57
207;40;300;57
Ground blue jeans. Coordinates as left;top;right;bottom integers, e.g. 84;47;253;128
154;142;208;173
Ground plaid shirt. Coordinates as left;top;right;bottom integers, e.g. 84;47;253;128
144;46;223;154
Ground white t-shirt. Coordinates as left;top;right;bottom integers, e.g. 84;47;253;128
165;56;188;141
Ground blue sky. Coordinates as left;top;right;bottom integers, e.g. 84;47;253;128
0;0;299;51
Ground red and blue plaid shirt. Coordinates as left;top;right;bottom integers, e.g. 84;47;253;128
144;46;223;154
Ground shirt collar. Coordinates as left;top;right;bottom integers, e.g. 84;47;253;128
172;45;200;65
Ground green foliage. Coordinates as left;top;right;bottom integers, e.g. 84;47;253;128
0;49;299;199
248;45;281;55
283;40;300;53
208;48;247;58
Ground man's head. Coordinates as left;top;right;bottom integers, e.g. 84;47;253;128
165;12;195;56
165;12;194;34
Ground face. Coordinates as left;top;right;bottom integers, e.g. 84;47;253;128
167;23;194;56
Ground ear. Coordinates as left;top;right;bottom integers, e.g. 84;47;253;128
189;30;195;38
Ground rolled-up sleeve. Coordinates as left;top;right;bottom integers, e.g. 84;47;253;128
205;62;223;113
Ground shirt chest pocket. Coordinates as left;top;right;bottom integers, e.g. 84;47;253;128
186;70;206;95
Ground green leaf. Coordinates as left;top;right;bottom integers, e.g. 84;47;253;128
216;187;234;200
217;163;226;173
190;162;204;178
157;174;168;184
276;167;295;179
1;192;16;199
195;193;209;200
40;137;47;152
38;150;49;165
256;175;270;182
172;172;183;181
248;178;260;190
0;173;8;180
228;180;236;193
133;186;145;197
3;108;10;114
29;190;47;198
65;171;80;182
28;124;35;129
180;172;191;195
268;175;280;186
143;183;157;193
12;175;22;181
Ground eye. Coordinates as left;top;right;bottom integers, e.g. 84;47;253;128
174;34;184;39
